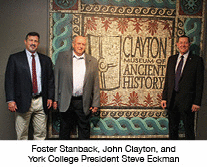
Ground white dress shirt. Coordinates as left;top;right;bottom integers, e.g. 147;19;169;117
26;49;42;94
175;51;189;74
72;51;86;96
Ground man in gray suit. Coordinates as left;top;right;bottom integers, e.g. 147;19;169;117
53;36;100;139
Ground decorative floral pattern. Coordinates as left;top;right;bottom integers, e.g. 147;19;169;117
147;20;158;36
100;91;162;107
117;18;130;34
53;0;78;10
101;17;112;31
132;18;143;34
128;91;140;106
180;0;202;16
84;17;173;37
84;17;98;35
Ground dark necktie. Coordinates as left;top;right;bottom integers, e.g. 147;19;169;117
73;55;84;60
32;54;38;94
174;55;184;92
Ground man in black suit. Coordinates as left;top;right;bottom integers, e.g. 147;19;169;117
161;35;204;140
5;32;54;140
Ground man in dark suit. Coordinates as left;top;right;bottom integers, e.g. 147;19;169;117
53;36;100;139
5;32;54;140
161;35;204;140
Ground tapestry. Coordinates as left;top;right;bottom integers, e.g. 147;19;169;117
48;0;205;139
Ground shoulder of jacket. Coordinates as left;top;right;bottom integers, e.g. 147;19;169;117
86;53;97;61
37;52;47;57
38;53;53;62
10;50;25;56
188;52;203;60
9;51;26;60
55;51;72;64
58;51;71;58
167;54;178;60
172;54;179;58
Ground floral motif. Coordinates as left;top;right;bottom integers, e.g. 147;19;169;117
128;91;140;106
132;18;143;34
100;91;108;106
180;0;202;15
156;93;163;106
143;93;154;107
160;20;173;39
111;92;124;106
101;17;118;31
117;18;129;34
99;91;162;107
84;17;98;36
101;18;111;31
147;20;158;36
53;0;78;10
84;17;172;37
54;0;77;8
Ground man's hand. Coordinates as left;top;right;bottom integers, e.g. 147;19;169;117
192;104;200;112
161;100;167;109
8;101;17;112
90;107;98;113
47;99;53;109
53;101;58;110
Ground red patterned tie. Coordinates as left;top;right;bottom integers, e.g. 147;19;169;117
32;54;38;94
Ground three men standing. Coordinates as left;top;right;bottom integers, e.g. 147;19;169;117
5;32;204;140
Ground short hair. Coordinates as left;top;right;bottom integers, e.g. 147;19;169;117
72;36;86;44
177;35;191;43
72;36;77;44
25;32;40;40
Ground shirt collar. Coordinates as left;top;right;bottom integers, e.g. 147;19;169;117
25;49;37;57
178;50;189;59
73;51;85;60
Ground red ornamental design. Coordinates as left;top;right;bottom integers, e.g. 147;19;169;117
84;17;172;37
128;91;140;106
116;18;129;34
111;92;126;106
100;91;108;106
156;93;163;106
100;91;162;107
100;17;118;31
143;93;154;107
132;18;143;34
147;20;158;36
84;17;98;36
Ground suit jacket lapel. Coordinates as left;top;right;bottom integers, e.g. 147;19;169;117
179;52;193;82
22;50;32;83
68;52;73;86
172;54;179;75
84;54;91;86
38;53;45;85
